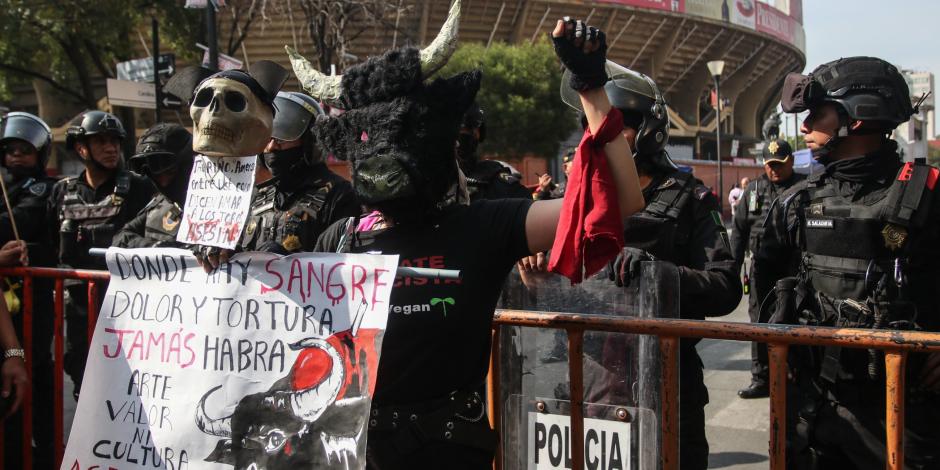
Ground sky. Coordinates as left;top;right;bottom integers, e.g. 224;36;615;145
779;0;940;138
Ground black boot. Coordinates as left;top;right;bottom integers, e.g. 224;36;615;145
737;381;769;399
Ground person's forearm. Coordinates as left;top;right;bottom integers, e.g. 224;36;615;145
0;300;21;351
579;88;644;218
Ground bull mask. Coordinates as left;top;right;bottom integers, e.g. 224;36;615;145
286;0;479;217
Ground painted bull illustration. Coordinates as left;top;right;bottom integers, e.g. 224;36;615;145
196;301;381;470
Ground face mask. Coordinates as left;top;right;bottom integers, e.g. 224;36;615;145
456;133;479;165
262;146;305;180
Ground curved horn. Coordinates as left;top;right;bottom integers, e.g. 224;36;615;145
288;338;345;422
195;385;233;437
286;45;344;106
419;0;462;78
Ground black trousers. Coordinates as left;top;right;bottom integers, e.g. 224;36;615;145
747;265;778;385
787;382;940;469
63;282;107;398
679;345;710;470
366;423;495;470
3;280;55;469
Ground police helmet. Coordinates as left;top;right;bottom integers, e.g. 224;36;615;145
781;57;915;130
66;110;126;150
128;123;193;177
0;112;53;168
460;102;486;143
757;139;793;165
270;92;326;166
561;61;677;171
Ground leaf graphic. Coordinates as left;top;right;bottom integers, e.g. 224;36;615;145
443;297;455;305
430;298;442;306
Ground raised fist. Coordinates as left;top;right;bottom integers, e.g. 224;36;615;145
552;17;609;91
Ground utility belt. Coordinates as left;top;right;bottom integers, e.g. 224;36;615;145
368;389;496;455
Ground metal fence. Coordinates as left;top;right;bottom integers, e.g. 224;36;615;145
2;266;940;470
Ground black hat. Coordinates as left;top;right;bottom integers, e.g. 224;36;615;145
759;139;793;165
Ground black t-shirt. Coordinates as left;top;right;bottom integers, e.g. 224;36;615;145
315;199;532;406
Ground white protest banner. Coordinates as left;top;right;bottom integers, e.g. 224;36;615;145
62;248;398;470
177;155;255;249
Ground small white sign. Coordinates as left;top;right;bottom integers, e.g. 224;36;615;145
106;78;156;109
527;412;632;470
177;155;256;249
196;43;243;71
731;139;740;158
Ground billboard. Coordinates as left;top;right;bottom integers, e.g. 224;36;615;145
595;0;685;11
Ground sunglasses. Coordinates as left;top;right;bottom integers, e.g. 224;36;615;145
128;152;177;176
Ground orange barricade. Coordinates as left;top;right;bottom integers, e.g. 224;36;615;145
489;310;940;470
2;265;940;470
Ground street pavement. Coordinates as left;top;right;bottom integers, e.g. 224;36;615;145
703;292;770;469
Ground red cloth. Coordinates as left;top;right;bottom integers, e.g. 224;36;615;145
548;107;625;284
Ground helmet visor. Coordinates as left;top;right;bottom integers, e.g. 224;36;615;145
561;61;657;113
128;152;178;176
1;114;50;152
781;73;826;114
272;94;322;142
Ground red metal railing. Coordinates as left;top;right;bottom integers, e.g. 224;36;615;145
488;310;940;470
2;266;939;470
0;266;108;469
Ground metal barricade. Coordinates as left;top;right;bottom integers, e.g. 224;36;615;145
489;311;940;470
0;266;109;469
0;264;938;470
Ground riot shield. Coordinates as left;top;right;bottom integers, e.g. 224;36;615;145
497;260;680;470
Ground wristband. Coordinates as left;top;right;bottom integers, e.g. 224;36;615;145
3;348;24;361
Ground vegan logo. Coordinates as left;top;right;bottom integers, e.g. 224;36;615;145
430;297;455;316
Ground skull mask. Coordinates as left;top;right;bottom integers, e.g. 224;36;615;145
190;77;273;157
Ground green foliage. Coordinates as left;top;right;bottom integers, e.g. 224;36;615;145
435;39;576;159
0;1;202;106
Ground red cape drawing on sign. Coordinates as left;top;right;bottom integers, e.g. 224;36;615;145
195;301;381;469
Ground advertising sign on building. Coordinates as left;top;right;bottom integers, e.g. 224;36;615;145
730;0;757;29
594;0;684;12
756;2;796;44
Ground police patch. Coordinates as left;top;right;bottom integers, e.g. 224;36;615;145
28;182;47;196
657;177;676;190
806;219;834;229
162;211;180;231
245;219;258;238
694;185;711;200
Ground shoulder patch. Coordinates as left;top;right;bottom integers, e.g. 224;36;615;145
499;172;519;184
657;177;677;190
28;182;48;196
694;185;711;200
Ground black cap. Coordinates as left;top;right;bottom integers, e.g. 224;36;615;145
760;139;793;164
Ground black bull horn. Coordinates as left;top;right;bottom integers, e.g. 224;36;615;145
195;339;346;437
286;0;462;106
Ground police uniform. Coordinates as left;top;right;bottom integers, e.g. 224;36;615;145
0;174;58;468
731;170;805;389
47;170;155;394
463;160;532;202
112;194;183;248
763;143;940;469
624;169;741;469
241;164;358;254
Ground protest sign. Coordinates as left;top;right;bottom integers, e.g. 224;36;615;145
62;248;398;470
177;155;255;249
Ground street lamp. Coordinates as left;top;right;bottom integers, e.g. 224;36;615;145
707;60;726;211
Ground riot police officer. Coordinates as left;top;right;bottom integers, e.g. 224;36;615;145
113;123;195;248
0;111;58;468
47;110;155;397
241;91;358;254
456;103;532;201
763;56;940;468
586;63;741;470
732;139;805;399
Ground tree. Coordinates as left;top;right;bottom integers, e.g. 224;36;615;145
0;1;208;108
294;0;405;72
435;40;577;160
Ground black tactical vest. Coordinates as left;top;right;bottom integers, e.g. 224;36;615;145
141;196;182;244
59;173;130;266
745;174;804;255
795;162;940;381
241;180;336;252
623;171;696;265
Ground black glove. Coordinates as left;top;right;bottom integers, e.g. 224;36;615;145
552;17;609;91
607;247;656;288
